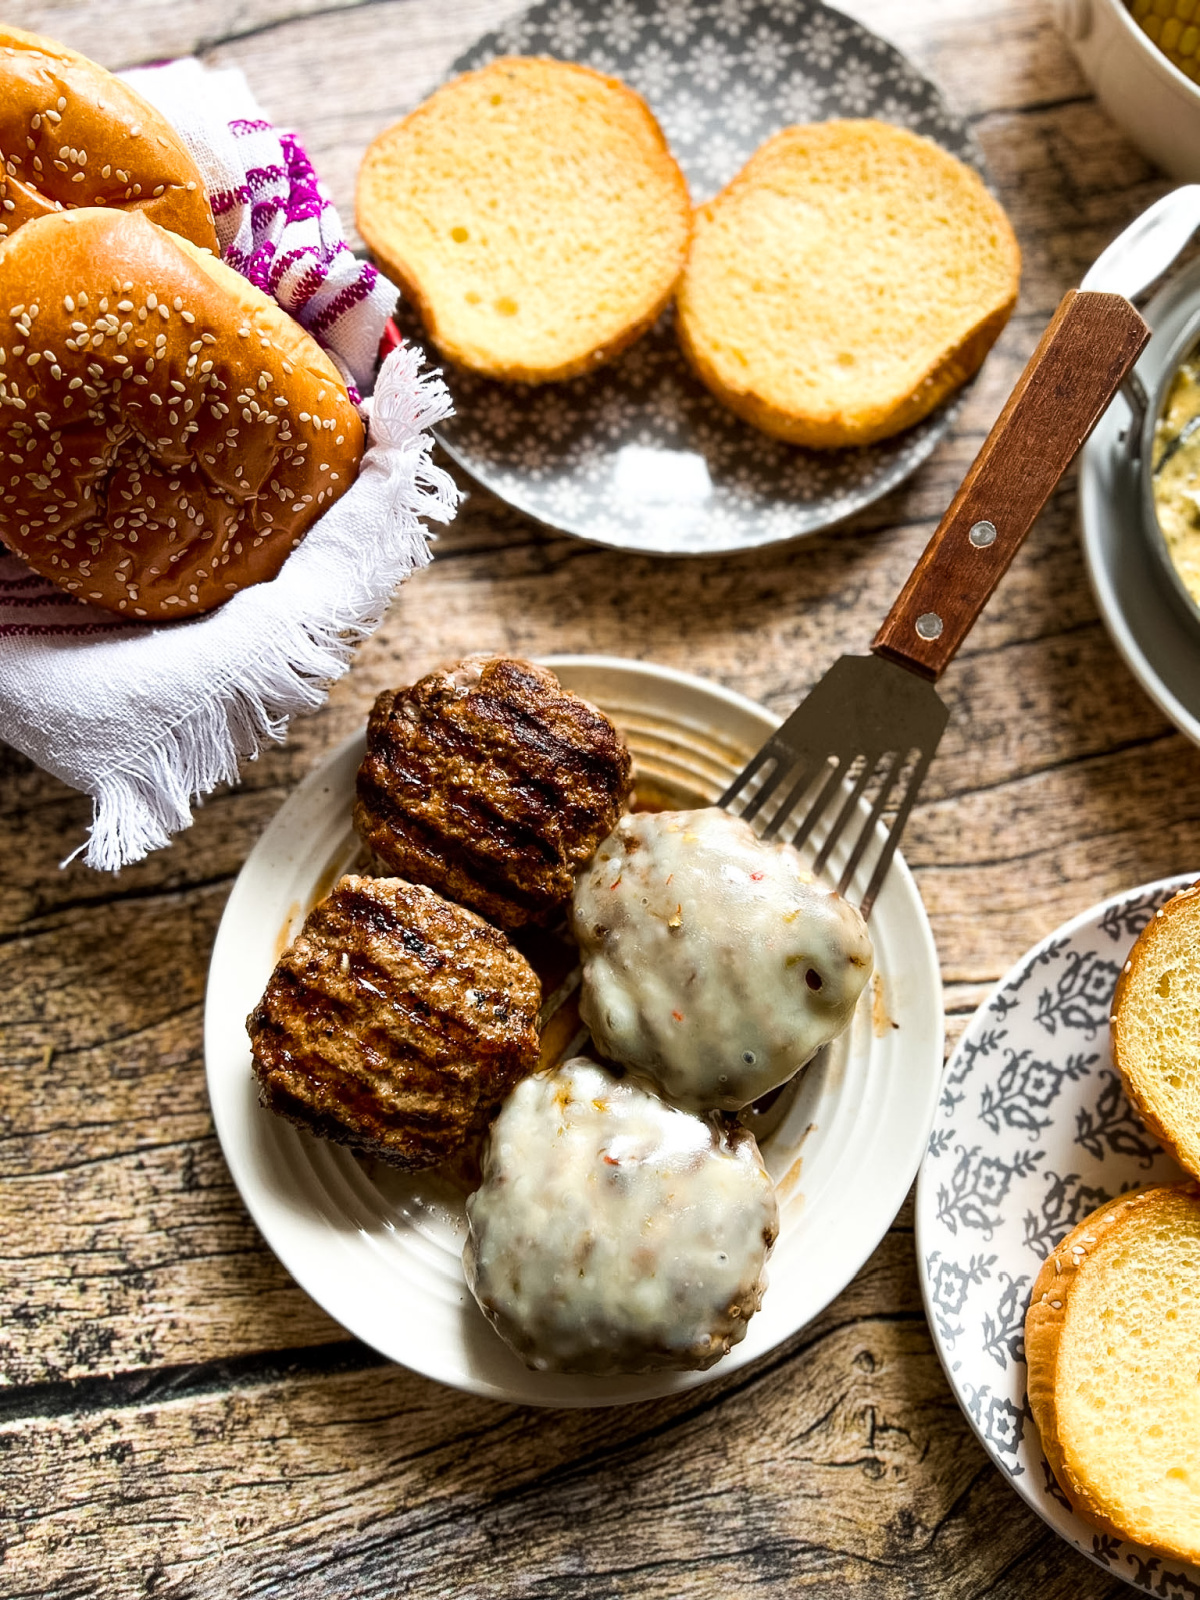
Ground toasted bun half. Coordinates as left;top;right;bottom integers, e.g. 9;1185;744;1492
1025;1183;1200;1563
675;120;1020;448
0;24;217;252
0;208;364;619
1112;882;1200;1179
356;57;691;383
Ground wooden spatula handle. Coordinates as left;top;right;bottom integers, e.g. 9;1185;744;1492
871;289;1149;681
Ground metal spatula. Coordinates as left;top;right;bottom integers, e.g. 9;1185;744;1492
721;289;1150;918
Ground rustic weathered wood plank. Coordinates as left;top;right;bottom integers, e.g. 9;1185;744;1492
0;1316;1102;1600
0;0;1186;1594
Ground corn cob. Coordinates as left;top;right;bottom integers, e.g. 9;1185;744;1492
1131;0;1200;81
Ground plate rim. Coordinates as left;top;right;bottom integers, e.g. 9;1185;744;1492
914;870;1200;1590
205;653;945;1406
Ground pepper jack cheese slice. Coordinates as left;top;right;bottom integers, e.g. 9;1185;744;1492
572;807;873;1111
465;1057;778;1374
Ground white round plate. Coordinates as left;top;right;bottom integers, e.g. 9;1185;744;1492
1080;254;1200;748
205;656;944;1406
916;876;1199;1592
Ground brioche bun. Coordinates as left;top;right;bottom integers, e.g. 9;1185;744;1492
1025;1183;1200;1563
675;120;1020;448
1111;882;1200;1180
0;207;364;619
0;24;217;252
356;57;691;383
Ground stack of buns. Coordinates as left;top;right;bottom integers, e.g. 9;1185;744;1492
0;27;364;620
1025;883;1200;1563
356;61;1020;446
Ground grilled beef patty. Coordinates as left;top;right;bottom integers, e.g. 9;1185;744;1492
353;656;632;929
247;875;542;1169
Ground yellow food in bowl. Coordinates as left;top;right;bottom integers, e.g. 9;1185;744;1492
1130;0;1200;83
1152;346;1200;609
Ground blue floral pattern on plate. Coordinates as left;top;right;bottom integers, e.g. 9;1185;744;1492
916;875;1198;1593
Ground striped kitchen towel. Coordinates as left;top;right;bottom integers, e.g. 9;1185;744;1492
124;57;398;399
0;57;458;871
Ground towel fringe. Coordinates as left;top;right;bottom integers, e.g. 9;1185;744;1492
72;345;459;872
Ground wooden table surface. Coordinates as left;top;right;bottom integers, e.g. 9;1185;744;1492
2;0;1193;1594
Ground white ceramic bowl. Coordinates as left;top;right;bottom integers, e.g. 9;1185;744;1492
1054;0;1200;180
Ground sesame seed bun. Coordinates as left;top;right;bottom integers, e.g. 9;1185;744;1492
0;24;217;253
0;207;364;619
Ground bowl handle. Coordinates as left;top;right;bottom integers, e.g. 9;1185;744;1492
1082;188;1200;457
1082;186;1200;304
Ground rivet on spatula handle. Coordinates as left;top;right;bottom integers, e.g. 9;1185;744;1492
871;289;1150;681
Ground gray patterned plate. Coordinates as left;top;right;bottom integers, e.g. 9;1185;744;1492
916;877;1200;1593
414;0;983;554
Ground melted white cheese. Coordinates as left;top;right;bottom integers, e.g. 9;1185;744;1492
572;807;873;1110
464;1057;778;1374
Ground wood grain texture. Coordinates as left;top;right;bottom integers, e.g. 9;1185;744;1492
874;291;1150;677
0;0;1184;1594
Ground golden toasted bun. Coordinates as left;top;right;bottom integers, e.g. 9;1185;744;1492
356;57;691;383
0;208;364;619
0;24;217;252
1112;882;1200;1178
1025;1183;1200;1563
675;120;1021;447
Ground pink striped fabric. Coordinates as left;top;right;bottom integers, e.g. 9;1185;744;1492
192;123;396;404
0;552;134;643
122;58;399;398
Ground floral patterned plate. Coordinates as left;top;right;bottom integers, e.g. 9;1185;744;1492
410;0;983;554
915;876;1199;1593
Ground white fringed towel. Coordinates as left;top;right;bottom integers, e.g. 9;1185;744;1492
0;60;459;870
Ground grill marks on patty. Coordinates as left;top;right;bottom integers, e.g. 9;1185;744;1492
247;875;542;1170
354;657;633;930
